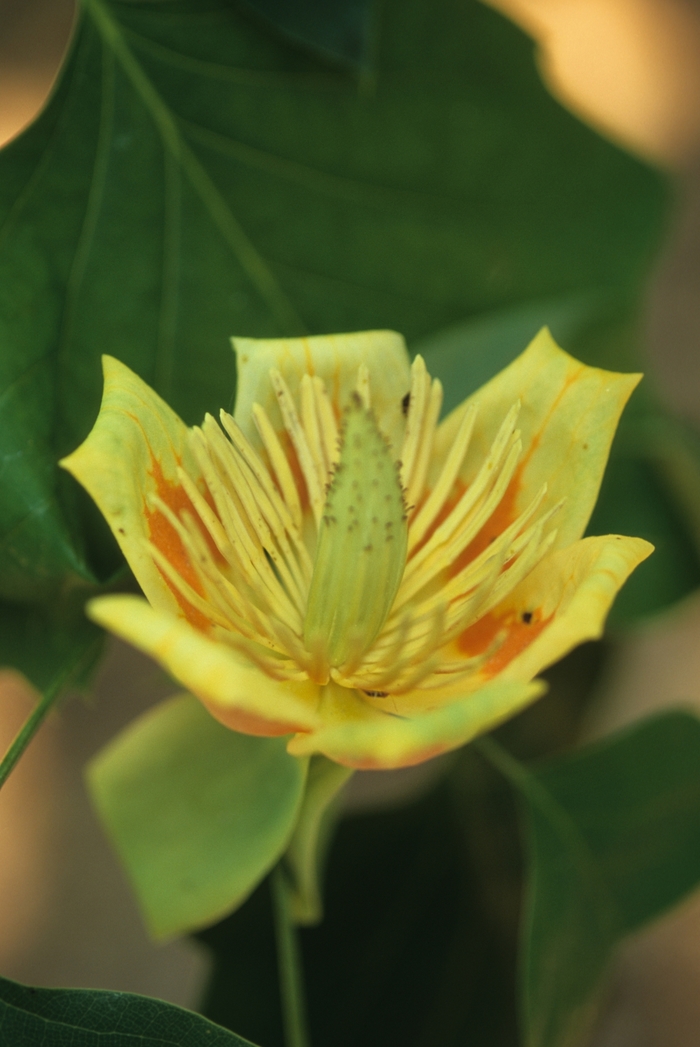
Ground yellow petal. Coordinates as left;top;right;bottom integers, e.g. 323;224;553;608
232;331;411;453
60;357;203;617
87;595;322;736
287;677;544;769
446;534;653;697
431;328;641;552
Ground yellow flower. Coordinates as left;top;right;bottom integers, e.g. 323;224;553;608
61;329;652;769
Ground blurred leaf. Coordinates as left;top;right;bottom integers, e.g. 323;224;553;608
414;291;604;416
0;974;257;1046
87;693;308;938
0;0;666;643
240;0;376;69
479;710;700;1047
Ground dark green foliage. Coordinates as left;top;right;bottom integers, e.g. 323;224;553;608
199;775;521;1047
0;975;257;1046
486;710;700;1047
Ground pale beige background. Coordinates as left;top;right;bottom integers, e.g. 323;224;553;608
3;1;700;1043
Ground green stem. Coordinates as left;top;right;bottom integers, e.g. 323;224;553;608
272;865;311;1047
0;637;99;791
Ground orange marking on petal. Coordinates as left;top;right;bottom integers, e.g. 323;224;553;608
458;606;551;678
334;740;449;770
519;363;584;471
145;457;215;631
201;698;306;737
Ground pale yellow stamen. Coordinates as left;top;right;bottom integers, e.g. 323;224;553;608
398;403;521;606
405;375;443;516
270;368;325;526
400;355;444;513
408;400;477;552
199;416;306;615
252;403;303;531
208;413;310;606
189;427;300;631
145;495;285;650
218;410;313;579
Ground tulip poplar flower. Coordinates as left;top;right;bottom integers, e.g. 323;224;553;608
61;329;652;769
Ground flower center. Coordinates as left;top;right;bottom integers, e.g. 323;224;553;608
142;357;560;698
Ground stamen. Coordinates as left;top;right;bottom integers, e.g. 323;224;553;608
270;368;325;525
218;410;313;579
398;403;521;605
200;415;306;611
189;427;303;632
252;403;303;530
400;355;430;498
408;400;477;551
300;374;329;493
145;496;284;649
405;376;443;515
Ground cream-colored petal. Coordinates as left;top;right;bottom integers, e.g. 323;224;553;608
287;678;543;769
431;328;641;549
87;595;322;736
232;331;411;453
60;357;201;614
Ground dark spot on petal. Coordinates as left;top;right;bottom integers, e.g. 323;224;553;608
522;611;533;624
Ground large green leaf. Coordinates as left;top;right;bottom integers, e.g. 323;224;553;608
0;974;257;1046
479;711;700;1047
87;693;308;938
241;0;376;69
0;0;666;637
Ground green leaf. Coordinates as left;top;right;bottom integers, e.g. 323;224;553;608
0;589;103;694
0;0;666;633
241;0;376;69
0;974;257;1046
414;291;604;416
87;693;308;938
284;755;353;924
478;711;700;1047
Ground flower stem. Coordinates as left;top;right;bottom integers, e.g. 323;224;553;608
271;864;311;1047
0;636;100;792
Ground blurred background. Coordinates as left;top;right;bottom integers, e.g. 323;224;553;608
3;1;700;1044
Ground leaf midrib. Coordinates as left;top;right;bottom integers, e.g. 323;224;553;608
83;0;305;334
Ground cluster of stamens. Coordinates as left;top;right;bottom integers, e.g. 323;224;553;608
145;357;560;698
